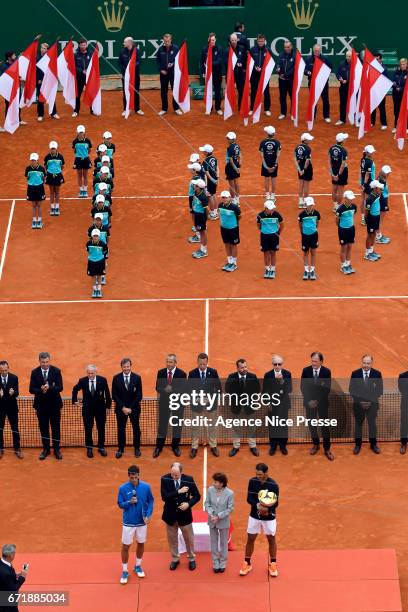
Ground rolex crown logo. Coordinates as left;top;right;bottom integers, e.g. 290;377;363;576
287;0;318;30
98;0;129;32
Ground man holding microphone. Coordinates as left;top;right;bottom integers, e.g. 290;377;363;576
117;465;154;584
0;544;28;612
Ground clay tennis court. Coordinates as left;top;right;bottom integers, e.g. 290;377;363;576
0;90;407;610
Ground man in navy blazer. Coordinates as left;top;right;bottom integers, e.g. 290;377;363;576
0;361;22;459
188;352;222;458
263;354;292;456
29;352;63;460
349;355;383;454
72;364;112;458
112;358;143;459
300;351;334;460
153;354;187;458
398;370;408;454
0;544;28;612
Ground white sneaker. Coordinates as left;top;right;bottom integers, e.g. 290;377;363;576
52;114;60;119
278;114;285;120
380;125;387;131
0;127;5;132
72;112;78;117
392;128;396;134
37;116;43;122
335;120;344;126
136;109;144;115
216;109;223;116
324;117;331;123
121;111;126;117
265;110;271;116
158;110;167;116
205;111;211;116
248;110;253;116
19;120;27;125
175;109;183;115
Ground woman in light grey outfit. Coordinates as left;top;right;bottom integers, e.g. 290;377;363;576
204;472;234;573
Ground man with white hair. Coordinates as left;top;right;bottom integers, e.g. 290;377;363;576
263;355;292;455
305;44;332;122
225;33;247;110
259;126;281;200
218;190;241;272
335;190;357;274
276;40;295;120
335;50;352;125
328;133;349;211
119;37;144;117
0;544;28;610
364;180;383;262
72;364;111;457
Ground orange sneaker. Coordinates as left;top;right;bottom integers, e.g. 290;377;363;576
269;561;278;577
239;561;252;576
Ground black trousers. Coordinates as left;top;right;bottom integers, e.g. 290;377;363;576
393;90;404;128
0;406;20;450
305;401;331;449
36;405;61;451
278;78;293;116
235;69;245;110
82;407;106;449
212;67;222;111
339;84;348;123
160;71;179;112
353;402;378;446
250;70;271;111
121;71;140;111
309;80;330;118
74;73;86;113
156;403;183;450
36;82;57;117
268;403;289;450
371;98;387;126
4;100;21;121
400;399;408;444
116;409;141;451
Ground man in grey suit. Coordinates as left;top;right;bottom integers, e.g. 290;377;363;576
204;472;234;573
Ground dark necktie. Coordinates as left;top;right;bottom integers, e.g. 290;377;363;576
2;377;6;387
364;372;369;384
201;371;206;384
313;370;318;384
124;376;129;390
167;371;173;384
91;380;95;396
175;480;180;491
43;370;48;382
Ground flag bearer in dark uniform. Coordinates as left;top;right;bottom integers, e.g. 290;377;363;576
391;58;408;133
72;364;111;457
276;40;295;120
36;42;59;121
25;153;45;229
335;190;357;275
259;125;281;200
225;33;247;110
370;52;388;130
118;36;144;117
305;44;332;122
156;33;181;116
201;33;223;115
335;50;352;125
250;34;271;116
72;39;92;117
44;141;64;216
328;132;348;212
0;361;22;459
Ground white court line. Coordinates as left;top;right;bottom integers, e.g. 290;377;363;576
0;192;406;202
202;446;208;508
205;299;209;355
403;193;408;227
0;295;407;306
0;200;15;282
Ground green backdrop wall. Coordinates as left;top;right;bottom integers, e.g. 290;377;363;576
3;0;405;75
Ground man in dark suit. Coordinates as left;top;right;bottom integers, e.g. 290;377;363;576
349;355;383;454
161;462;201;571
29;352;63;460
112;358;143;459
300;351;334;460
0;361;22;459
0;544;28;612
305;44;333;122
153;354;187;458
225;358;261;457
118;36;143;117
72;364;111;458
263;354;292;456
399;370;408;454
188;352;222;458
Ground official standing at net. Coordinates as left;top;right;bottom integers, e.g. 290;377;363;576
276;40;295;120
398;369;408;454
300;351;334;461
161;462;201;571
119;37;144;117
263;355;292;456
156;33;181;116
349;355;383;454
29;352;63;460
112;358;143;459
0;361;22;459
72;364;111;458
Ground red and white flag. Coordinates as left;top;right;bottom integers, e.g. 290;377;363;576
37;42;58;114
83;47;101;115
224;46;237;120
173;41;190;113
124;47;136;118
306;56;331;130
0;61;20;133
204;43;213;114
358;64;392;139
291;49;305;127
356;48;383;121
252;51;275;124
19;39;39;108
240;55;254;125
395;74;408;150
346;49;362;125
57;40;77;109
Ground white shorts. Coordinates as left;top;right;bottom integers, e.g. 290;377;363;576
122;525;148;545
247;516;277;536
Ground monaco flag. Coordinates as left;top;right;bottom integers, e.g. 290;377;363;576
395;74;408;150
0;61;20;133
83;47;101;115
173;41;190;113
306;56;331;130
124;47;136;118
204;43;213;114
356;48;383;121
240;55;254;125
224;46;237;120
252;51;275;124
19;39;39;108
37;42;58;114
358;64;392;139
291;49;305;127
346;49;362;125
57;40;77;109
